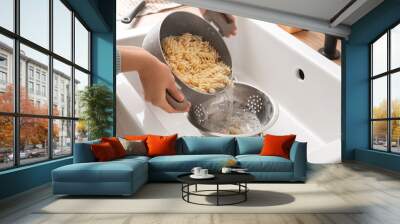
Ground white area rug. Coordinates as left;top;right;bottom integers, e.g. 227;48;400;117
38;183;361;214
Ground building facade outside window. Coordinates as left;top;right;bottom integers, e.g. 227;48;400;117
0;53;8;91
0;0;91;170
371;22;400;153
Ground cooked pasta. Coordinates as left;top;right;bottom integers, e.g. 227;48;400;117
161;33;231;94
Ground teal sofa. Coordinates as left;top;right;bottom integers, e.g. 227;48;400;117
52;136;307;196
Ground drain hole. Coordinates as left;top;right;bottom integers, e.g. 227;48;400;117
296;69;305;81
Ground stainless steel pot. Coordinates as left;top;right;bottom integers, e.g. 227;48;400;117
142;11;233;107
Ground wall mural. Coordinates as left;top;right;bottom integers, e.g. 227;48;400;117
115;3;341;163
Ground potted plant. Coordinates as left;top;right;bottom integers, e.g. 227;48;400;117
79;84;113;140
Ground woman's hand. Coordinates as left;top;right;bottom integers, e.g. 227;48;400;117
118;46;190;113
138;55;190;113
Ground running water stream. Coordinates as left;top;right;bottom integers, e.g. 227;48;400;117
202;84;262;135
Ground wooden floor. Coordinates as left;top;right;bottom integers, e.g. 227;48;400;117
292;30;342;65
0;162;400;224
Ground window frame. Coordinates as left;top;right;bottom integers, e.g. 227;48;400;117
370;20;400;154
0;0;92;171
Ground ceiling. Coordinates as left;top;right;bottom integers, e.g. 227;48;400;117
173;0;384;38
228;0;352;22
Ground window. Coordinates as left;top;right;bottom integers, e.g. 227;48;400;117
42;85;46;97
0;35;13;113
0;54;8;90
54;89;58;102
35;70;41;81
0;54;7;67
0;116;13;170
0;0;91;170
74;69;89;118
0;54;7;88
28;67;34;80
53;119;72;158
0;71;6;85
28;81;34;94
0;0;14;32
53;59;72;117
19;117;49;165
74;18;90;70
371;23;400;154
0;70;7;93
53;0;72;60
20;0;49;49
36;83;40;95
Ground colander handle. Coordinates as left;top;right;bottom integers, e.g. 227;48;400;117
203;10;236;37
166;91;191;112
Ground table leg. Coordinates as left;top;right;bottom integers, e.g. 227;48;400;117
187;184;190;202
217;184;219;206
245;183;247;201
195;184;198;192
181;184;183;199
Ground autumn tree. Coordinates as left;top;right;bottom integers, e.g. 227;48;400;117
0;85;14;150
372;99;400;143
0;85;59;152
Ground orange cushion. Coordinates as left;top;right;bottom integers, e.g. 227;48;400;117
91;142;118;162
146;134;178;157
101;137;126;158
260;134;296;159
124;135;148;141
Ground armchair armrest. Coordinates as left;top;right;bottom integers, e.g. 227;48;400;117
289;141;307;181
73;140;100;163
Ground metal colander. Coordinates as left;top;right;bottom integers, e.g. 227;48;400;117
187;82;278;137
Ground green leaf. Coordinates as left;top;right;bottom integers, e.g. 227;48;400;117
79;84;113;140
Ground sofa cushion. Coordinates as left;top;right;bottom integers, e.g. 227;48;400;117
118;138;147;156
149;154;235;172
101;137;127;158
179;136;235;155
236;137;263;155
260;134;296;159
91;142;118;162
147;134;177;157
53;158;147;183
236;155;293;172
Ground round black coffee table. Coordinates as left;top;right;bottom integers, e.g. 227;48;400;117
177;173;255;206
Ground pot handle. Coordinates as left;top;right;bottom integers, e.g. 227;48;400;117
166;91;191;112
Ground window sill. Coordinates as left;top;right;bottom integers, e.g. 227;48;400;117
367;148;400;155
355;148;400;172
0;156;72;176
